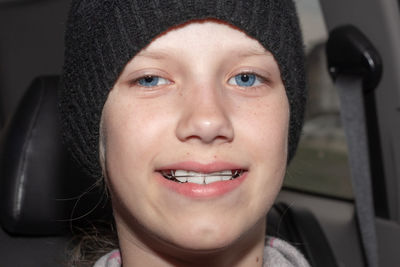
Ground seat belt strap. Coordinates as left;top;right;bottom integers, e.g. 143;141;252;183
336;76;378;267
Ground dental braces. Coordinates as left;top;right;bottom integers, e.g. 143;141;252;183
161;170;244;180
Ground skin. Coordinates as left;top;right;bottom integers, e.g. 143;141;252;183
101;20;289;266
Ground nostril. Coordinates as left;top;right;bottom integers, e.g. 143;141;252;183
176;121;234;144
175;93;234;144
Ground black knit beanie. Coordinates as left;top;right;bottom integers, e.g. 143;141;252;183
59;0;306;180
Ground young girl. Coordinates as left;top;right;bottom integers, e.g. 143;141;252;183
60;0;308;266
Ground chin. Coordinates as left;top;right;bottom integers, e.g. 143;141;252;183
157;214;264;253
174;227;238;251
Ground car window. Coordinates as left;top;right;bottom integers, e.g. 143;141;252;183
284;0;353;200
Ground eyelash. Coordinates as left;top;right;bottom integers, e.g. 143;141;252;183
130;75;171;88
128;72;270;89
227;72;268;88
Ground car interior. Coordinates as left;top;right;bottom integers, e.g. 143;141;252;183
1;0;400;266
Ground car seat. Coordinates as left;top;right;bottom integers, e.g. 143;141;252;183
0;76;112;266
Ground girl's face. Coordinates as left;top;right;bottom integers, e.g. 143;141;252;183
102;21;289;253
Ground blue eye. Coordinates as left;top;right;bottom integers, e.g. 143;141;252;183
137;76;170;87
228;73;262;87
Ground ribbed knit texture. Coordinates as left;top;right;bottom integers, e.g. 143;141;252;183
59;0;306;179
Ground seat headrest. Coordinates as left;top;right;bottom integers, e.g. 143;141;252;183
0;76;110;236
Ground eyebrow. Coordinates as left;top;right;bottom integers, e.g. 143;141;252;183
136;47;272;61
135;50;170;60
235;47;273;58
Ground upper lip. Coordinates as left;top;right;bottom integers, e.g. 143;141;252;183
156;161;247;173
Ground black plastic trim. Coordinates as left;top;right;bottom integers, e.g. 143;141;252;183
327;25;382;92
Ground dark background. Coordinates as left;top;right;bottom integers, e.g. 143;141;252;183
0;0;71;128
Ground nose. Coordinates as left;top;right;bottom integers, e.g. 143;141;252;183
175;85;234;145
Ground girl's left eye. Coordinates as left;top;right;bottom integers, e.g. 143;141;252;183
228;73;263;87
136;76;170;87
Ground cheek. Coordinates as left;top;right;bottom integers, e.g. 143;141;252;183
105;111;148;169
235;93;289;163
236;92;289;205
101;93;175;225
101;93;171;182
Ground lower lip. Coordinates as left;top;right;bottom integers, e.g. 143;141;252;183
156;172;248;199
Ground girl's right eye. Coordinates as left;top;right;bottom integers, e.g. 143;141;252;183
135;75;171;87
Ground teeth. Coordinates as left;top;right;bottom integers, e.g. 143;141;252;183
175;177;187;183
222;175;231;181
204;176;222;184
161;169;244;184
187;176;204;184
175;170;195;177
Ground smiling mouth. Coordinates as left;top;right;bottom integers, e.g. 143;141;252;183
160;169;245;185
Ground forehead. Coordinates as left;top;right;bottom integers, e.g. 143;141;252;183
136;20;272;59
